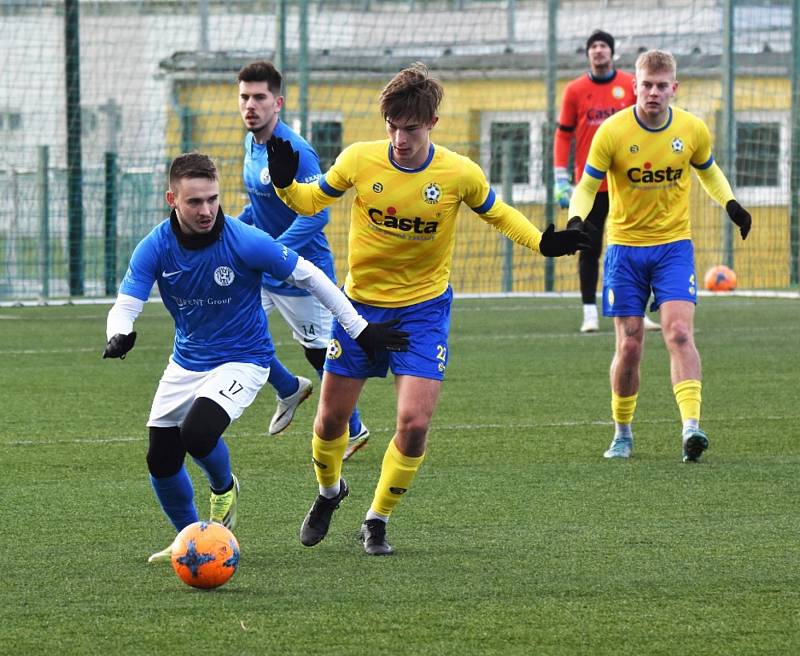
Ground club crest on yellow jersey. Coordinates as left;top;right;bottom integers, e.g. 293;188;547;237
422;182;442;204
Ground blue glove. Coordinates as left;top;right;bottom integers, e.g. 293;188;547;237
554;177;573;209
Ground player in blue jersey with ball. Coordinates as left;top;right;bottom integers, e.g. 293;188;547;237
103;153;407;562
237;61;368;458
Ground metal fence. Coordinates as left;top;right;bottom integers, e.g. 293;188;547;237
1;0;797;301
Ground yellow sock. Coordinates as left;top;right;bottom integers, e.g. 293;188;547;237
311;431;348;488
673;379;702;423
611;392;638;425
370;439;425;518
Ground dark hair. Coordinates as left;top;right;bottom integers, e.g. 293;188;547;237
237;60;282;96
586;30;615;56
169;153;218;188
379;62;443;124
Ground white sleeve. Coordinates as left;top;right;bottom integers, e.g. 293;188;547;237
285;257;368;339
106;293;145;340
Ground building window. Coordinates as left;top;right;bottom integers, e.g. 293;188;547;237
733;112;788;206
81;107;98;132
0;111;22;131
311;120;343;172
481;111;547;203
489;122;530;185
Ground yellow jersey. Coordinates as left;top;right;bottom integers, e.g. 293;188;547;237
276;140;543;307
583;105;728;246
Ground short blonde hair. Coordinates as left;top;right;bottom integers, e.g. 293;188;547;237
635;49;677;77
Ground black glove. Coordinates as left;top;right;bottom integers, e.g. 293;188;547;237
566;216;600;240
726;200;751;240
103;332;137;359
355;319;410;363
266;136;300;189
538;223;592;257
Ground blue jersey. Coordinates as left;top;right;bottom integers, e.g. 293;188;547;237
119;214;299;371
239;119;335;296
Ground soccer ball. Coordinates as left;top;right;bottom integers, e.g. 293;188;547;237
171;521;240;589
704;264;737;292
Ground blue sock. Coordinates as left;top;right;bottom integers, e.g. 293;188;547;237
269;356;299;398
150;466;199;532
348;405;363;437
191;437;232;493
314;367;363;436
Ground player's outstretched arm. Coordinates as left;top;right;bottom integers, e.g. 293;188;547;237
267;136;341;216
538;224;592;257
355;319;410;364
284;257;409;363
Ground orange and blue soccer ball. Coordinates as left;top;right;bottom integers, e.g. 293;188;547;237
171;521;240;589
704;264;737;292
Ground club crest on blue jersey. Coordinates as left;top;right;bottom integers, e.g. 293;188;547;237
259;167;271;185
214;266;235;286
422;182;442;204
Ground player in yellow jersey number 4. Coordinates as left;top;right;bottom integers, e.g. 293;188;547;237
266;62;591;555
567;50;751;463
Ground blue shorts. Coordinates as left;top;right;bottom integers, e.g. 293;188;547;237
324;286;452;380
602;240;697;317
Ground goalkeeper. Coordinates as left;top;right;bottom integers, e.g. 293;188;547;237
103;153;406;563
267;62;591;556
567;50;751;463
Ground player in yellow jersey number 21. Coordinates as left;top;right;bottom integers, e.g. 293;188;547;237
266;62;591;555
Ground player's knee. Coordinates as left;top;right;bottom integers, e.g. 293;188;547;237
618;335;643;364
314;406;350;438
396;413;431;445
303;346;326;372
666;320;693;348
147;426;186;478
180;397;230;459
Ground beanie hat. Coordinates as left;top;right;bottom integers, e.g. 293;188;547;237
586;30;615;55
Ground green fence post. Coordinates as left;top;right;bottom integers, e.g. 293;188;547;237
104;151;118;296
38;145;50;299
65;0;84;296
299;0;309;139
544;0;557;292
502;140;514;292
721;0;735;269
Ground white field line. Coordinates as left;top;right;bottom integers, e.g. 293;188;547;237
7;415;796;447
1;289;797;309
0;321;796;357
